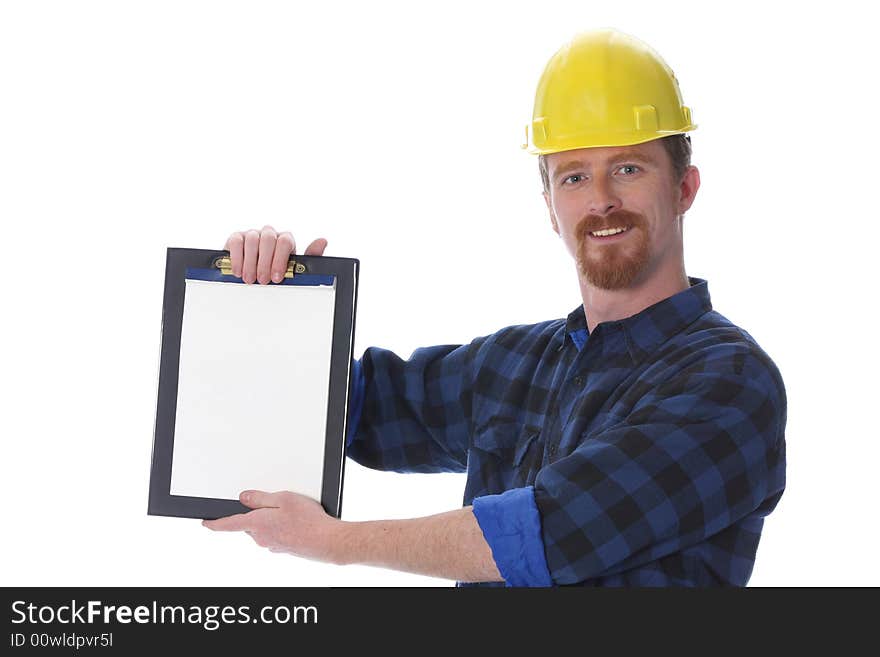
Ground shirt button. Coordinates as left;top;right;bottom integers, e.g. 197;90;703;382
573;376;584;386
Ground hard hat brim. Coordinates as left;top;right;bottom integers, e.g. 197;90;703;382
522;126;697;155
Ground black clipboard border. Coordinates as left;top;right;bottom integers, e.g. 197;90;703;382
148;248;359;520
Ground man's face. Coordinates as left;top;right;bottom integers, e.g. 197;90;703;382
543;139;698;291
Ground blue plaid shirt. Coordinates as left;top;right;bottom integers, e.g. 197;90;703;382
344;277;787;586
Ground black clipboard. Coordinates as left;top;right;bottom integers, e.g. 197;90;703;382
148;248;359;520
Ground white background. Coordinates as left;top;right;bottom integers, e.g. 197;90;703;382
1;0;877;587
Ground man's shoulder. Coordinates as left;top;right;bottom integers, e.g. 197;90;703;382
461;315;567;373
671;309;786;399
470;315;567;351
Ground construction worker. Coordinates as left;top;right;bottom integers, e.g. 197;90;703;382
204;28;787;587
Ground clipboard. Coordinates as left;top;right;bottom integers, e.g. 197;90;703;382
148;247;359;520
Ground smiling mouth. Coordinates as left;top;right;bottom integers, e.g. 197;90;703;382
589;225;632;239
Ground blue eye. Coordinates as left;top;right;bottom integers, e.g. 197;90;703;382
618;165;640;175
563;174;584;185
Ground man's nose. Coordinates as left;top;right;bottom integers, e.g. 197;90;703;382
587;176;622;216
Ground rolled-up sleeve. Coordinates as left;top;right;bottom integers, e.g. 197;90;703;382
345;358;364;449
472;486;553;586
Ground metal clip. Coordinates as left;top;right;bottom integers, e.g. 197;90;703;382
214;256;305;278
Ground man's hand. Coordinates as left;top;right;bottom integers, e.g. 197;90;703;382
224;226;328;284
202;490;347;565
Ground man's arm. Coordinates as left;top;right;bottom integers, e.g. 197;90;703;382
346;342;477;474
338;507;502;582
203;490;503;583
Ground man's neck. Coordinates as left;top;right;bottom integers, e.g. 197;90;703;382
578;260;690;334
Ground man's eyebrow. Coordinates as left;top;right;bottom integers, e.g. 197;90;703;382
552;151;659;181
553;160;588;181
618;152;658;166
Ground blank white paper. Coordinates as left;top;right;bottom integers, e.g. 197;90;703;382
170;278;337;502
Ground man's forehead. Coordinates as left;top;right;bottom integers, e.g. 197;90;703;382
546;141;664;170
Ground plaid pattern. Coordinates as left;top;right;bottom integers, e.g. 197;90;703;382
346;277;787;586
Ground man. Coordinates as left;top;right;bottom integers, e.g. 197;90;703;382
204;28;787;587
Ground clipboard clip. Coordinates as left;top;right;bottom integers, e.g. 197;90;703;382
214;256;306;278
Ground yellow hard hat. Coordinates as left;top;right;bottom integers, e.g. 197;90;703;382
522;28;696;155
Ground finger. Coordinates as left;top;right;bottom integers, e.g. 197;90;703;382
304;238;328;256
257;225;277;285
202;513;252;532
224;232;245;278
242;229;260;284
271;232;295;283
240;489;282;509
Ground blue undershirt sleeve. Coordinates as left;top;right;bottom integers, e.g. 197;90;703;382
345;357;365;449
472;486;553;587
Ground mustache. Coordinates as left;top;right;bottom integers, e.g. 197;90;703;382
576;209;643;239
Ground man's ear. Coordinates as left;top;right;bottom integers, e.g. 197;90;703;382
544;191;559;235
676;165;701;215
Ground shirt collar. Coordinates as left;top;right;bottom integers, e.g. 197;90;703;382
562;276;713;364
